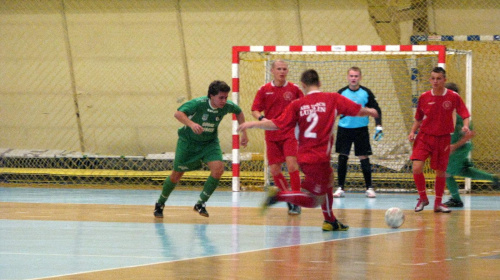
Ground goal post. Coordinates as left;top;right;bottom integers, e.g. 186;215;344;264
231;45;471;192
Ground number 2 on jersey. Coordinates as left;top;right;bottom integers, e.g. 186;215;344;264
304;112;318;138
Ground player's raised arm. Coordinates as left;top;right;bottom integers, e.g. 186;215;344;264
356;107;379;118
174;110;203;134
238;119;278;132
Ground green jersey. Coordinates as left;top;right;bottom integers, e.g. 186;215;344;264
177;96;242;143
450;115;473;154
447;115;473;173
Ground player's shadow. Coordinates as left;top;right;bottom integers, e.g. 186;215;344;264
155;222;218;258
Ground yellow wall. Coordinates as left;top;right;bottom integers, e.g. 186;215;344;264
0;0;499;160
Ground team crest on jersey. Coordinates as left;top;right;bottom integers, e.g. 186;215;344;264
442;101;452;110
202;114;209;121
283;91;294;101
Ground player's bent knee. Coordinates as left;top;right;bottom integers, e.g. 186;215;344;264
211;170;224;179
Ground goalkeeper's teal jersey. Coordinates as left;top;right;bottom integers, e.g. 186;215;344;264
177;96;242;143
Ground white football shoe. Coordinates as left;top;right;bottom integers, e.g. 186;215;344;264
333;187;345;198
365;187;376;198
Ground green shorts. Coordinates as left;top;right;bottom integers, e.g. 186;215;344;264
446;147;473;175
173;137;223;172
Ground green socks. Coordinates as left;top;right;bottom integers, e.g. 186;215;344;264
447;168;496;202
157;176;176;205
197;176;220;204
158;175;220;205
446;176;461;201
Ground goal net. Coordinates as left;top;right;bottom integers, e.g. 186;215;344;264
233;45;472;192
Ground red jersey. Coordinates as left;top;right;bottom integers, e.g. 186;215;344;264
272;91;362;163
415;89;470;136
251;81;304;141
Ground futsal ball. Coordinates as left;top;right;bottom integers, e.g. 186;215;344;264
385;207;405;228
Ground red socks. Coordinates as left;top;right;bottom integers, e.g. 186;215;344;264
289;170;301;192
321;189;336;222
273;174;289;192
277;192;320;208
435;176;446;206
274;171;301;192
414;173;446;206
413;173;427;200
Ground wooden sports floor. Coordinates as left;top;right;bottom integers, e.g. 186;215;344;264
0;186;499;280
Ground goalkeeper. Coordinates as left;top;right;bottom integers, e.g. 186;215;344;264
443;83;499;207
333;66;383;198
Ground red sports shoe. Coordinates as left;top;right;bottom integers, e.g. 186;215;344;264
434;204;452;213
415;198;429;212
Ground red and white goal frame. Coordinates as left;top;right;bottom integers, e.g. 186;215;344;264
230;45;448;192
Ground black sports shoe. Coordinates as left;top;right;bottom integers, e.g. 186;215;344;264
194;203;209;217
154;202;165;218
261;187;280;215
322;220;349;231
288;204;301;215
443;198;464;207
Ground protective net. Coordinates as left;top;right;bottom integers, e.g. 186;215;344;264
237;48;486;193
1;1;498;193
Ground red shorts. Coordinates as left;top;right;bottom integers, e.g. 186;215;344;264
299;162;333;196
410;132;451;171
266;137;298;165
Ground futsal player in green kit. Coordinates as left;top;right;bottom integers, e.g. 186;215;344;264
443;83;498;207
154;80;248;218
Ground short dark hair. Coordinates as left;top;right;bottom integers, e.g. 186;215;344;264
300;69;320;86
207;80;230;97
445;82;459;93
432;66;446;77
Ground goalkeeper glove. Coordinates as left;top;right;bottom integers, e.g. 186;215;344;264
373;126;384;141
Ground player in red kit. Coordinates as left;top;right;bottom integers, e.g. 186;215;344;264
239;69;379;231
408;67;470;213
251;60;304;215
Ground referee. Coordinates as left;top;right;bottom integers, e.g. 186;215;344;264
333;66;383;198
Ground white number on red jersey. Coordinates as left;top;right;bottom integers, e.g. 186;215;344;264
304;112;318;138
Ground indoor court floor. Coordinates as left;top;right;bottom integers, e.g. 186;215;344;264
0;186;499;280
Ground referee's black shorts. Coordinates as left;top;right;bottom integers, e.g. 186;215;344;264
335;126;372;156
